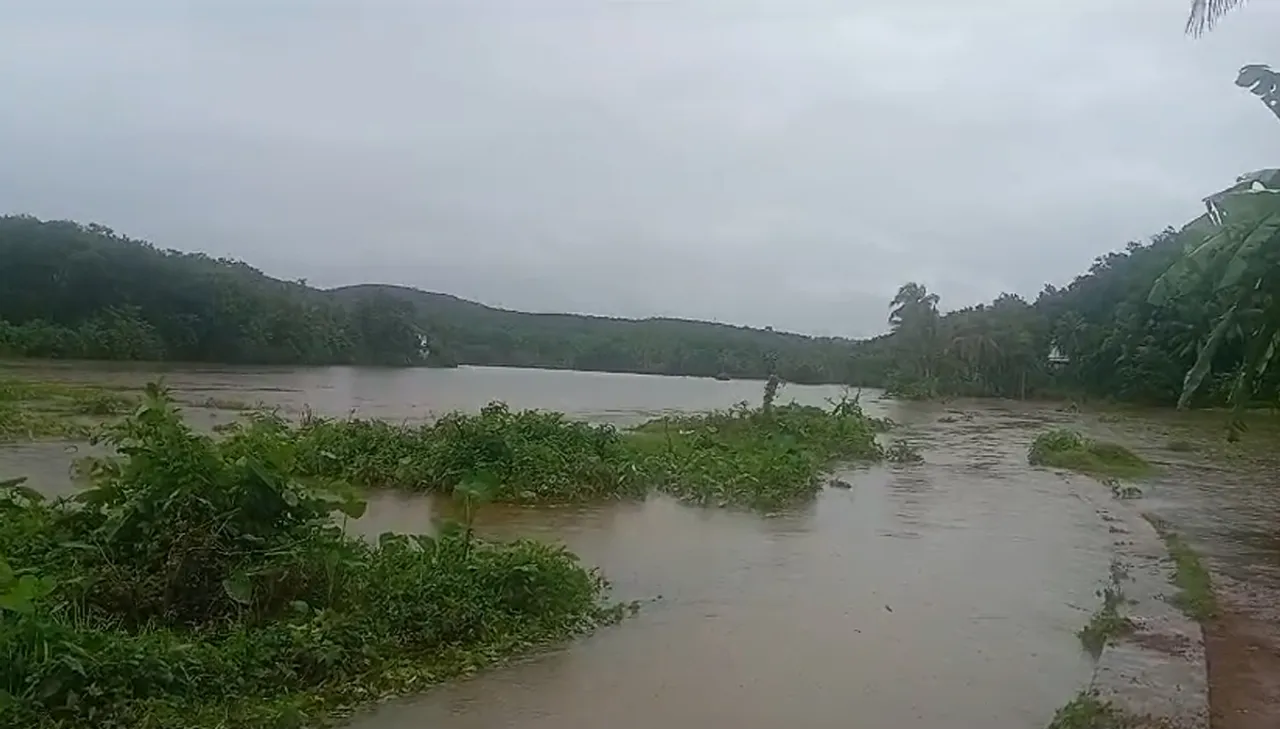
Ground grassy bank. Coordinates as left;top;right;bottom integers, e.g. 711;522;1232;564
0;387;617;729
1027;429;1152;479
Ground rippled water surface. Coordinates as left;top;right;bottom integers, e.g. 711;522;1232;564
2;364;1154;728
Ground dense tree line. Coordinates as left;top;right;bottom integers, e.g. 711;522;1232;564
873;169;1280;412
329;284;863;383
0;216;443;367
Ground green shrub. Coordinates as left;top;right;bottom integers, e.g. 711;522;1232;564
0;386;613;728
627;396;884;508
1027;429;1151;479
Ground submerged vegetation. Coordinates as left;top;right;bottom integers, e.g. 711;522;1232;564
0;386;616;728
628;394;885;508
223;390;887;510
0;378;137;443
1045;691;1143;729
1078;562;1135;658
1146;516;1218;622
1027;429;1152;480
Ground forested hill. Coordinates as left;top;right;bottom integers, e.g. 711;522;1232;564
0;216;444;367
0;215;862;380
327;283;867;383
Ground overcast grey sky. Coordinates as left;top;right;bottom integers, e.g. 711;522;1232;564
1;1;1277;337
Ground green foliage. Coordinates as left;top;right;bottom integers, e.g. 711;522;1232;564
205;383;886;511
1027;429;1152;479
1146;174;1280;435
332;285;867;384
1146;517;1218;622
1045;691;1141;729
0;216;449;367
231;402;643;503
1078;578;1134;658
0;387;612;728
629;394;884;508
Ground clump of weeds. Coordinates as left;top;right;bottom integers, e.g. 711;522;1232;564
1046;691;1145;729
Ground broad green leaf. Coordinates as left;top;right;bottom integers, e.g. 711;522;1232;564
0;477;43;505
1216;209;1280;291
222;572;253;606
1178;306;1237;410
335;495;367;519
1227;318;1280;426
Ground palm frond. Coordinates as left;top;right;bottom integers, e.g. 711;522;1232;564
1186;0;1248;37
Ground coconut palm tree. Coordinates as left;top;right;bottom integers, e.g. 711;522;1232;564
1186;0;1248;36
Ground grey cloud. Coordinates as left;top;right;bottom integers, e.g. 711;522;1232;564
1;0;1277;337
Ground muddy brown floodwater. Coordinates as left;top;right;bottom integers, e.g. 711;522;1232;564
9;363;1274;728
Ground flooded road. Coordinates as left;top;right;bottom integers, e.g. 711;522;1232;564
2;364;1141;728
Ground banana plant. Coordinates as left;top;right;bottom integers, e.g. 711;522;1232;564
1237;65;1280;122
1149;171;1280;433
1185;1;1277;123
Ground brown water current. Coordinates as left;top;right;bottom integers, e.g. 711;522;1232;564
6;364;1211;729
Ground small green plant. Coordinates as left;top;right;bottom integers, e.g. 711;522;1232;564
885;440;924;464
1046;691;1140;729
1146;516;1217;622
1028;429;1152;479
761;374;782;412
1078;585;1134;657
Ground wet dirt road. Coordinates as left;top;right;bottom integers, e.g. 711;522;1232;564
1080;412;1280;729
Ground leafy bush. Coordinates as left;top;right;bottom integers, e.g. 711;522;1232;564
1027;429;1152;479
0;386;613;728
628;395;884;508
227;401;644;502
209;385;888;510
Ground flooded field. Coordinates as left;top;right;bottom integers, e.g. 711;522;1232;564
3;363;1276;728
